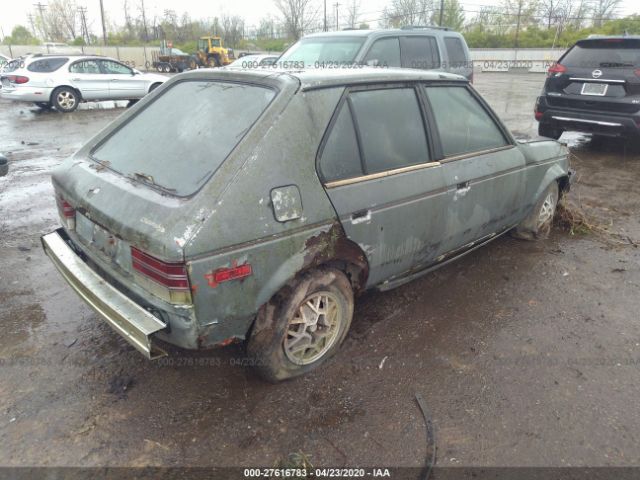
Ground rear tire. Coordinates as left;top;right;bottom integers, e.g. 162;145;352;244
538;122;562;140
51;86;79;113
247;268;354;382
511;181;559;241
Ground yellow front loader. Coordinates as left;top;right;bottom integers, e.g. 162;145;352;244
196;36;234;67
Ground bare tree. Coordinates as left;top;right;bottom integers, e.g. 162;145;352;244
221;14;245;47
274;0;319;39
569;0;590;29
591;0;622;27
382;0;435;28
37;0;78;41
345;0;361;28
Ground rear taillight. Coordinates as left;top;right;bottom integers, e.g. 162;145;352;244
8;75;29;84
534;97;543;121
56;195;76;230
131;247;191;304
547;63;566;77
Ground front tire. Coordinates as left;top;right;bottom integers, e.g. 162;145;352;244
247;268;354;382
538;122;562;140
512;181;559;241
52;86;79;113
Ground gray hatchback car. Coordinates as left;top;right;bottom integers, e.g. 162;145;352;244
42;68;571;381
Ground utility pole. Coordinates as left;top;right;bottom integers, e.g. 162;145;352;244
33;2;48;41
514;0;522;49
439;0;444;26
27;13;37;36
140;0;149;42
324;0;327;32
98;0;107;45
78;6;89;44
334;2;340;30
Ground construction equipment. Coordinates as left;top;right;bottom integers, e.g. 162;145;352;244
195;36;234;67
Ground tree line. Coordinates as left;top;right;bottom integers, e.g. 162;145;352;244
1;0;636;51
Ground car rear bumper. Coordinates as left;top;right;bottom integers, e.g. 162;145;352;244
42;228;168;359
537;96;640;137
0;85;53;102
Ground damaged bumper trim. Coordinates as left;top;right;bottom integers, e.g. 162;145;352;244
41;228;168;359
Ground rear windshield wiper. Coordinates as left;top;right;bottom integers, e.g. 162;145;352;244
129;172;176;194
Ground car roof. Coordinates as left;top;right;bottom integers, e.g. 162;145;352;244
186;66;467;90
303;27;461;39
580;35;640;42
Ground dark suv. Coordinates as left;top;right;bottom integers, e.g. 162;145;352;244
535;36;640;139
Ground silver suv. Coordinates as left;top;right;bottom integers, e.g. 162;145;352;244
278;27;473;81
0;54;167;112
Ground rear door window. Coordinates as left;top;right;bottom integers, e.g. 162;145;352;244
27;58;68;72
400;36;440;69
444;37;467;68
92;81;276;196
425;86;508;157
349;88;430;173
363;37;401;67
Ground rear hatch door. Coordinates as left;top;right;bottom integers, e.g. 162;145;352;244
52;75;279;279
546;38;640;115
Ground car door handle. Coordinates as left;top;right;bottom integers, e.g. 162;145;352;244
456;181;470;190
351;209;371;223
71;77;81;81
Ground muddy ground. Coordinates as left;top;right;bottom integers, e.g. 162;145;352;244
1;73;639;469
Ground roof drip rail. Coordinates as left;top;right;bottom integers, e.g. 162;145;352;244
400;25;450;31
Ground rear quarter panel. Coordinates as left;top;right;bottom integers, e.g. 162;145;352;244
184;86;346;346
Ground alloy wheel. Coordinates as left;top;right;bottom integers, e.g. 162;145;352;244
283;291;342;366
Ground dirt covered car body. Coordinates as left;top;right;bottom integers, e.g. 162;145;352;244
42;68;571;380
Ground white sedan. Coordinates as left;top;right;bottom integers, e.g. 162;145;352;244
0;54;167;112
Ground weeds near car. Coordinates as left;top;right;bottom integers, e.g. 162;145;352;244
274;451;313;478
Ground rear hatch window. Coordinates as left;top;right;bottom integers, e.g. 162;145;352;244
91;80;276;197
561;39;640;68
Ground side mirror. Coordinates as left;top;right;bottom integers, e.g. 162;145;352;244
0;155;8;177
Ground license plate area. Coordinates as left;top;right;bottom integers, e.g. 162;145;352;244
76;213;120;260
581;83;608;96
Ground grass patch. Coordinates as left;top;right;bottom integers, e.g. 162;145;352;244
274;451;313;478
554;199;598;236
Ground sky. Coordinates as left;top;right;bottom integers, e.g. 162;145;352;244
1;0;638;40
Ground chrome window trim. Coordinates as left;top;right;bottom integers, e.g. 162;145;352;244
325;160;441;188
